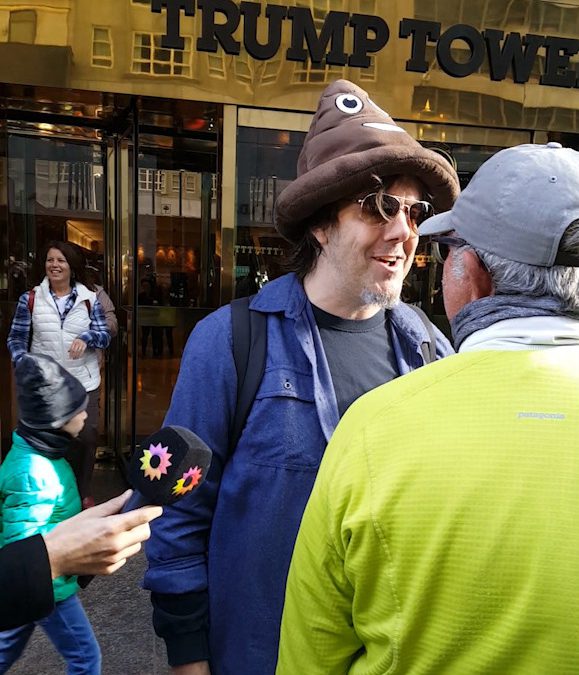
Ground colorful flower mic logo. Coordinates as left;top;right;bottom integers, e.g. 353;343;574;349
172;466;203;496
140;443;173;481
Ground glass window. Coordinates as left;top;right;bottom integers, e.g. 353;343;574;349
207;53;226;79
132;33;192;77
235;127;304;297
0;133;106;455
171;171;197;194
9;10;37;44
92;26;113;68
235;51;253;85
135;149;220;438
261;59;282;85
139;168;166;193
292;0;346;84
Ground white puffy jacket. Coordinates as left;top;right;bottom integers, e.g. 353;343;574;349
30;278;100;392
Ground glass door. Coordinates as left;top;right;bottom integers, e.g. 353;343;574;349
133;141;219;444
0;127;108;456
106;111;136;467
104;103;222;464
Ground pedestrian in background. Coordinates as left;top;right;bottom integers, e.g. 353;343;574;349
7;240;111;507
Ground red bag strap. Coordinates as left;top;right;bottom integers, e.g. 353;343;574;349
28;289;90;315
27;289;36;314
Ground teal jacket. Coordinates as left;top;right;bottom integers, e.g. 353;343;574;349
0;431;81;602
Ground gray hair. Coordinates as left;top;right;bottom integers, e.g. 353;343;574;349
472;220;579;312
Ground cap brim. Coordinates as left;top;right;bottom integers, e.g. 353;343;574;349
418;210;454;237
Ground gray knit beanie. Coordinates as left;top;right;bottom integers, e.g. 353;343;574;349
15;354;88;430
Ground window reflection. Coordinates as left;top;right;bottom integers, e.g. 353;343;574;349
235;127;302;297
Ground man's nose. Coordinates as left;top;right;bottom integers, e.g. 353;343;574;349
382;207;414;242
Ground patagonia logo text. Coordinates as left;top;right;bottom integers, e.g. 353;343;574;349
517;412;565;420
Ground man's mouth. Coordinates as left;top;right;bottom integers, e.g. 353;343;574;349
372;255;403;268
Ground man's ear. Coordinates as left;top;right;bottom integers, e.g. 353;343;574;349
311;227;329;247
462;249;494;301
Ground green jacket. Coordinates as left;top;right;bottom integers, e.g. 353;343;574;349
278;347;579;674
0;432;81;603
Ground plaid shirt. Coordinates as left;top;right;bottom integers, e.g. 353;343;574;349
7;285;111;363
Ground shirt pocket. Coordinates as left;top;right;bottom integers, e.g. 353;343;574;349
257;367;315;402
239;367;324;469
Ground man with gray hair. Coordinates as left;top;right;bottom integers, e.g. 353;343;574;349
276;142;579;674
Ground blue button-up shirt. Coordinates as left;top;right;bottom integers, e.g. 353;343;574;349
144;273;453;675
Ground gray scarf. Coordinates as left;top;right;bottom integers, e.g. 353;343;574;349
451;295;568;349
16;423;72;459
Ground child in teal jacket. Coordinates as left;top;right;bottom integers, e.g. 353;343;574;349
0;353;101;674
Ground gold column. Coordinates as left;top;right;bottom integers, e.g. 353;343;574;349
220;104;237;304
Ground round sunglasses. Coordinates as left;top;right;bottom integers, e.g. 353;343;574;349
355;192;435;230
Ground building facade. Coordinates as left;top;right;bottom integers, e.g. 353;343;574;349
1;0;578;459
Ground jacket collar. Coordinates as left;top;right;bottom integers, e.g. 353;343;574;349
250;273;436;345
460;316;579;352
250;273;308;319
390;303;434;346
39;277;92;302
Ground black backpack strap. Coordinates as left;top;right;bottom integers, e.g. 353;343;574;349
229;295;267;453
407;304;437;364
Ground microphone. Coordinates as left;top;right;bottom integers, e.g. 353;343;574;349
77;426;211;588
121;425;213;512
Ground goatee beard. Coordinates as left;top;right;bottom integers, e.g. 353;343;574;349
360;289;400;310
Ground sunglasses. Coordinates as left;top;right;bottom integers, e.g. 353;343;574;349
355;193;434;230
428;235;470;264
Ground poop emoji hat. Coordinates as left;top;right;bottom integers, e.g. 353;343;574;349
274;79;460;243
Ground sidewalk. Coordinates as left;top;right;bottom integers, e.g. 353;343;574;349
10;461;170;675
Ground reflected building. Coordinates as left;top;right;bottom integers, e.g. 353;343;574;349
0;0;578;459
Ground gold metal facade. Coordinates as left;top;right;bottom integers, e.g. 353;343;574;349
0;1;578;133
2;0;579;457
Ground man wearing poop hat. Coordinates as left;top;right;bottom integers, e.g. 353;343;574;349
277;143;579;673
144;80;459;675
0;353;101;673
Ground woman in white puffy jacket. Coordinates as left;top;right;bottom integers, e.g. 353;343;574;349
7;241;111;506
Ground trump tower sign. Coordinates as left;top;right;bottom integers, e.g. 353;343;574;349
151;0;579;89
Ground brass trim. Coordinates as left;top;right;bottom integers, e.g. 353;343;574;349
399;121;531;147
238;108;313;132
220;104;237;304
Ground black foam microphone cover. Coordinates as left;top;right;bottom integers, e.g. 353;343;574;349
78;426;212;588
122;425;213;511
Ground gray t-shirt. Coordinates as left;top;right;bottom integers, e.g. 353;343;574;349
312;304;399;418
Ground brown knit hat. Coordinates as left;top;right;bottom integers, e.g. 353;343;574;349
274;79;460;243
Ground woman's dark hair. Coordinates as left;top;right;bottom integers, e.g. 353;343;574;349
42;241;95;291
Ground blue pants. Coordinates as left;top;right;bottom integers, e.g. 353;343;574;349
0;594;101;674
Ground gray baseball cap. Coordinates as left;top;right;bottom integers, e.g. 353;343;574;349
419;142;579;267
